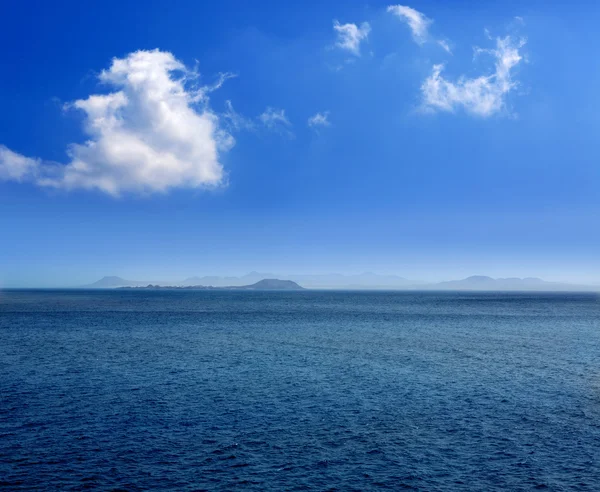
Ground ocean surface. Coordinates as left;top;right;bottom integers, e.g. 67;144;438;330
1;290;599;490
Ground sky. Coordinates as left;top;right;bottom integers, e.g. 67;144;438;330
1;0;599;287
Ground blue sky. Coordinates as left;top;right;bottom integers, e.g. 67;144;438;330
1;0;599;287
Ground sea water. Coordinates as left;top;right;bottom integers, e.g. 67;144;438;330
1;290;599;490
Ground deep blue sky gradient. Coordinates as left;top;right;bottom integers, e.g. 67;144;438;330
1;0;599;286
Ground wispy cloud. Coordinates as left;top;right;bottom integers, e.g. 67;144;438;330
258;107;294;137
437;40;452;54
224;102;294;136
259;107;290;127
308;111;331;128
387;5;432;45
201;72;237;94
333;20;371;56
387;5;451;54
0;49;234;195
223;100;255;132
421;36;526;117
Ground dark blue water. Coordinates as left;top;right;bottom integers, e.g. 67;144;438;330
1;290;599;490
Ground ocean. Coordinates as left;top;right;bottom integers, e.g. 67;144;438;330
1;290;599;490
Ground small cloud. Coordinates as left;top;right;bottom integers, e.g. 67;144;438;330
202;72;237;95
259;107;291;128
387;5;432;45
333;20;371;56
388;5;451;54
437;40;452;54
258;107;294;137
421;36;527;117
308;111;331;128
223;100;255;132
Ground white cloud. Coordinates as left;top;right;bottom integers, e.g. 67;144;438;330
225;102;294;136
387;5;432;45
437;40;452;54
308;111;331;128
421;36;526;117
259;107;292;131
0;146;40;181
0;49;233;195
223;100;255;131
333;20;371;56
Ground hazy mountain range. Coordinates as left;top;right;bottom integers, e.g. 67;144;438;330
82;274;599;291
121;279;304;291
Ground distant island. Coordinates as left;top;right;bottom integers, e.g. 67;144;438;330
120;279;304;291
82;273;599;292
82;272;417;290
